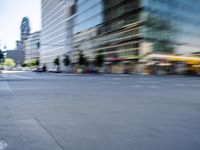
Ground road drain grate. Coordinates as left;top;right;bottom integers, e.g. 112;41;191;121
0;140;8;150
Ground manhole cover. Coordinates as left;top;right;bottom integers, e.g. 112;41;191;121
0;140;8;150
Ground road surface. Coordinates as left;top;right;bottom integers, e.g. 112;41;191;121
0;71;200;150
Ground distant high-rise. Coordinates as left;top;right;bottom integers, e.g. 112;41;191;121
16;40;23;50
24;31;40;62
21;17;31;41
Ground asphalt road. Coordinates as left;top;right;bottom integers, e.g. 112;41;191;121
0;71;200;150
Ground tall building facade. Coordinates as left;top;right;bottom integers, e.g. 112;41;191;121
142;0;200;54
40;0;75;70
41;0;200;73
16;41;23;50
6;50;25;65
70;0;200;73
24;31;40;62
71;0;144;73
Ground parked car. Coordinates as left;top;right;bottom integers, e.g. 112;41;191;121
32;66;46;72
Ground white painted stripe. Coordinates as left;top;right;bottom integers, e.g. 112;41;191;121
14;75;32;79
148;85;159;89
131;85;142;88
175;84;200;87
112;82;120;85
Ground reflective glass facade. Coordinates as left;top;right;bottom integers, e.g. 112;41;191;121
142;0;200;54
70;0;200;62
41;0;200;72
71;0;142;66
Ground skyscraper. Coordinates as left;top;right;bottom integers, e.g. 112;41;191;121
21;17;31;41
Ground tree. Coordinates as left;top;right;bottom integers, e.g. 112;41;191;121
78;51;87;66
0;50;4;63
63;54;71;66
94;54;104;67
3;58;16;67
53;57;60;72
54;57;60;66
25;60;39;67
21;63;27;67
35;60;40;66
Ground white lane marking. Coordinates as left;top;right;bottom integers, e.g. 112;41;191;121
119;74;129;77
131;85;142;88
131;85;159;89
112;78;121;81
13;75;32;79
2;70;25;74
140;78;152;80
175;84;187;87
148;85;159;89
102;81;121;85
138;80;159;84
175;84;200;87
102;81;120;85
112;82;120;85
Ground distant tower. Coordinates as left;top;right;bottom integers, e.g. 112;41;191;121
20;17;31;41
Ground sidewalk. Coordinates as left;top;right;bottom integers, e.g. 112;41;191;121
43;71;149;77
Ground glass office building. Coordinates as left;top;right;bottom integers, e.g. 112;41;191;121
67;0;200;73
142;0;200;54
70;0;142;73
41;0;200;72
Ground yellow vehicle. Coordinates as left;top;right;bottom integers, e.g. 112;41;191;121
142;54;200;75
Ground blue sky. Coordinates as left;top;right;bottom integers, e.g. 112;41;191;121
0;0;41;50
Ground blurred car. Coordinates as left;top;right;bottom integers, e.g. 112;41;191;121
48;68;60;73
32;66;45;72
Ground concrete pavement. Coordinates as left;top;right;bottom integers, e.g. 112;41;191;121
0;71;200;150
